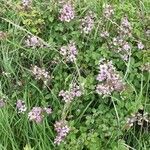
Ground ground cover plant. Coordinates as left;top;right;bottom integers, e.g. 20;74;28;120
0;0;150;149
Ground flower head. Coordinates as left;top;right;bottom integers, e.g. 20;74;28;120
103;4;114;19
59;83;82;103
59;2;75;22
60;42;77;62
96;59;124;95
31;65;51;84
25;35;42;48
54;120;70;145
16;100;27;113
137;41;144;50
28;107;43;123
80;11;95;34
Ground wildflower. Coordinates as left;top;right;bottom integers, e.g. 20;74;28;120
126;111;150;128
141;63;150;72
120;17;132;37
16;100;27;113
44;107;52;114
22;0;31;8
25;35;42;48
60;42;77;62
100;31;109;38
137;41;144;50
31;65;51;84
80;11;95;34
28;107;43;123
59;83;82;103
103;4;114;19
0;99;5;108
59;2;75;22
96;59;124;96
54;120;70;145
112;36;131;61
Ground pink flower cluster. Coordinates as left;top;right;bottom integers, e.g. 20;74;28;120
100;31;109;38
60;42;77;62
137;41;144;50
111;17;132;61
59;83;82;103
28;106;52;123
54;120;70;145
25;35;42;48
31;65;51;84
126;111;150;128
120;17;132;37
112;36;131;61
22;0;31;8
80;11;95;34
141;63;150;72
103;4;114;19
59;2;75;22
16;100;27;113
96;59;124;95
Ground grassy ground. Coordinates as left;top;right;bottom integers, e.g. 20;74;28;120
0;0;150;150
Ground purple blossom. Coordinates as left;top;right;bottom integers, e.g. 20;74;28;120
103;4;114;19
44;107;52;114
16;100;27;113
25;35;42;48
137;41;144;50
80;11;95;34
22;0;31;8
120;17;132;37
59;83;82;103
28;107;43;123
60;42;77;62
112;36;131;61
31;65;51;84
54;120;70;145
59;2;75;22
141;63;150;72
96;59;124;96
100;31;109;38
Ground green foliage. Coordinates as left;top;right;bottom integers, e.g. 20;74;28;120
0;0;149;150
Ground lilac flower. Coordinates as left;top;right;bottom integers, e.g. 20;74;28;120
96;59;124;96
25;35;42;48
120;17;132;37
112;36;131;61
100;31;109;38
0;99;5;108
141;63;150;72
80;11;95;34
31;65;51;84
44;107;52;114
137;41;144;50
22;0;31;8
126;111;150;128
59;83;82;103
59;2;75;22
28;107;43;123
60;42;77;62
16;100;27;113
54;120;70;145
103;4;114;19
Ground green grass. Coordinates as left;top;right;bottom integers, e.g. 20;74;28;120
0;0;150;150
